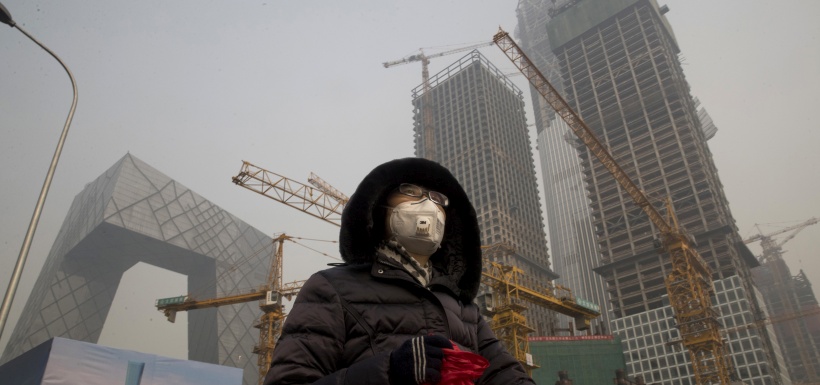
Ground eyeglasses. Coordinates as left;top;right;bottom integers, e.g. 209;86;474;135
398;183;449;207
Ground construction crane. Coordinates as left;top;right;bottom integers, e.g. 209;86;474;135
383;41;493;161
744;217;818;263
307;172;349;205
157;165;346;384
231;161;345;227
236;161;601;375
724;306;820;336
493;28;731;385
156;233;305;385
480;243;601;374
744;217;820;384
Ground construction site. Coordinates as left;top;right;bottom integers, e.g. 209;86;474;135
1;1;819;385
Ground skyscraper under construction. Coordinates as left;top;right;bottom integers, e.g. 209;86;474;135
411;50;558;335
753;258;820;384
517;0;789;384
516;0;614;335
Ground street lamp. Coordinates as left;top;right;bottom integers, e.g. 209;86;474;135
0;2;78;340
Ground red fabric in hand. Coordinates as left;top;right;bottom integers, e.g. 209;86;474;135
425;343;489;385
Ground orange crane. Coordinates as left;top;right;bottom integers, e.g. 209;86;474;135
156;233;305;385
481;243;600;373
744;217;818;263
493;28;731;385
383;41;492;160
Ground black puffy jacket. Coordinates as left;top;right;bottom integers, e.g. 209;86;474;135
263;158;534;385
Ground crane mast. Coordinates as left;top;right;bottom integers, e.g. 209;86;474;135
481;243;600;373
492;28;730;385
157;234;304;385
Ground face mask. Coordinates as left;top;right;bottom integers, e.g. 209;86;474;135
388;199;446;256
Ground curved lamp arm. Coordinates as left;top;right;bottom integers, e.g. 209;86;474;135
0;2;79;341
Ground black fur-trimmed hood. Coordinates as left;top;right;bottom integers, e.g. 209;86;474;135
339;158;482;302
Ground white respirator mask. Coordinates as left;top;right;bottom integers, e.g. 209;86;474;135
388;199;446;256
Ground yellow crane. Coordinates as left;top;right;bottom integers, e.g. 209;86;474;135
481;243;601;373
231;160;346;227
156;233;305;385
157;164;344;384
744;217;818;263
234;161;600;375
383;41;493;161
493;28;731;385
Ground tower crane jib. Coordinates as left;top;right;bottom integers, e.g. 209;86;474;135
744;217;818;263
231;161;344;227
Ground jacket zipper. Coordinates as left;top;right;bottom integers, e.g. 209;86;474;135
375;260;452;339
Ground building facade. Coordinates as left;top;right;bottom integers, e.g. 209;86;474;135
753;260;820;384
517;0;614;334
518;0;787;383
0;154;273;385
612;276;791;385
412;51;558;335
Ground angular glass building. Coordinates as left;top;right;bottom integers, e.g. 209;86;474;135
412;51;558;335
0;154;273;385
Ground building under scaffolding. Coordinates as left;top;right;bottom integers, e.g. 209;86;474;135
517;0;614;335
517;0;789;383
753;261;820;384
411;50;559;335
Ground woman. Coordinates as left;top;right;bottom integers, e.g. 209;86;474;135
264;157;534;385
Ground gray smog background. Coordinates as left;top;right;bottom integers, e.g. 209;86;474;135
1;0;819;359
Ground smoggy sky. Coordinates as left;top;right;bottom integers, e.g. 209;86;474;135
2;0;819;360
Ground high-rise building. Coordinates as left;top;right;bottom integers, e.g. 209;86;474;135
518;0;788;383
753;260;820;383
0;154;273;385
612;276;791;385
517;0;614;334
412;50;558;335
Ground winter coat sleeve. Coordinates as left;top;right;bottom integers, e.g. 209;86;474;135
475;316;536;385
263;271;392;385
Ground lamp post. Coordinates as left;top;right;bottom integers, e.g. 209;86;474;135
0;2;78;340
